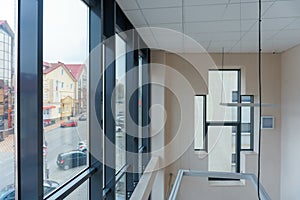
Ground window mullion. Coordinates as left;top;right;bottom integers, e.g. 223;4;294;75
18;0;44;199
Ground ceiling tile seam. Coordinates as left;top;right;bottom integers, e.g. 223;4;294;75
134;0;161;49
228;20;258;52
122;1;275;12
261;0;276;17
148;22;182;26
228;31;252;52
207;40;212;51
221;3;231;18
185;30;254;35
183;18;257;24
123;5;181;11
265;18;298;42
125;9;147;26
184;0;274;8
182;0;184;34
262;16;300;20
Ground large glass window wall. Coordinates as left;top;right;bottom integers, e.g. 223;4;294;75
13;0;151;199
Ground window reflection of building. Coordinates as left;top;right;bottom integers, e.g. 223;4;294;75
0;20;14;130
42;61;87;125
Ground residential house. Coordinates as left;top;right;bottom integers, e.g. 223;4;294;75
43;62;76;124
65;63;87;114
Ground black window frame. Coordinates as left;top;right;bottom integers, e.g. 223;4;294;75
17;0;151;200
240;95;254;151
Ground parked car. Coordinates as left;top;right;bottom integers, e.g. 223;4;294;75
77;141;87;152
0;118;4;131
116;126;122;132
116;116;125;126
78;114;87;121
0;180;59;200
57;150;87;170
0;131;3;142
60;120;78;127
43;180;60;196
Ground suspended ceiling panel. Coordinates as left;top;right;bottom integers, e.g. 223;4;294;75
117;0;300;53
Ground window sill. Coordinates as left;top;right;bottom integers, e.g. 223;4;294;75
194;150;208;159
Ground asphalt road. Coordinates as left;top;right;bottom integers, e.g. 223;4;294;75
0;120;88;195
0;151;14;190
44;120;88;184
0;119;126;199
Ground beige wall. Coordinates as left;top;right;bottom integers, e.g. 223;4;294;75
151;51;281;200
43;66;75;103
281;45;300;200
150;50;166;200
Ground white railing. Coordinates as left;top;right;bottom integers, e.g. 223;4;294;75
168;170;272;200
130;157;160;200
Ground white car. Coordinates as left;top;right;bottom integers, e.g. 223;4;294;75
77;141;87;152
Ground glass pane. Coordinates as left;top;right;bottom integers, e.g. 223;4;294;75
241;133;251;149
43;0;89;193
0;1;16;198
64;180;88;200
241;95;252;123
208;126;237;173
138;55;143;177
207;70;239;122
241;95;253;150
116;174;126;200
194;96;205;150
0;42;3;51
115;34;126;173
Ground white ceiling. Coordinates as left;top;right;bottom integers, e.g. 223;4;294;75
116;0;300;53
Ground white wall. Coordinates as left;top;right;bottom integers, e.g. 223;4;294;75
281;45;300;200
178;176;257;200
150;51;281;200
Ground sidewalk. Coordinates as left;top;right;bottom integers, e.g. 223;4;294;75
0;134;14;153
44;120;63;132
0;117;80;152
0;120;62;153
44;116;79;132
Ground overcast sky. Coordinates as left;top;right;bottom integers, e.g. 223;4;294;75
0;0;89;64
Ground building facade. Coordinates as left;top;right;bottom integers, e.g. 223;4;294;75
0;20;14;130
42;62;86;125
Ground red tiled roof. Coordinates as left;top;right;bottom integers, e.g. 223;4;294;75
65;64;84;80
43;62;59;74
43;61;51;67
0;20;14;37
43;105;56;110
43;61;84;81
